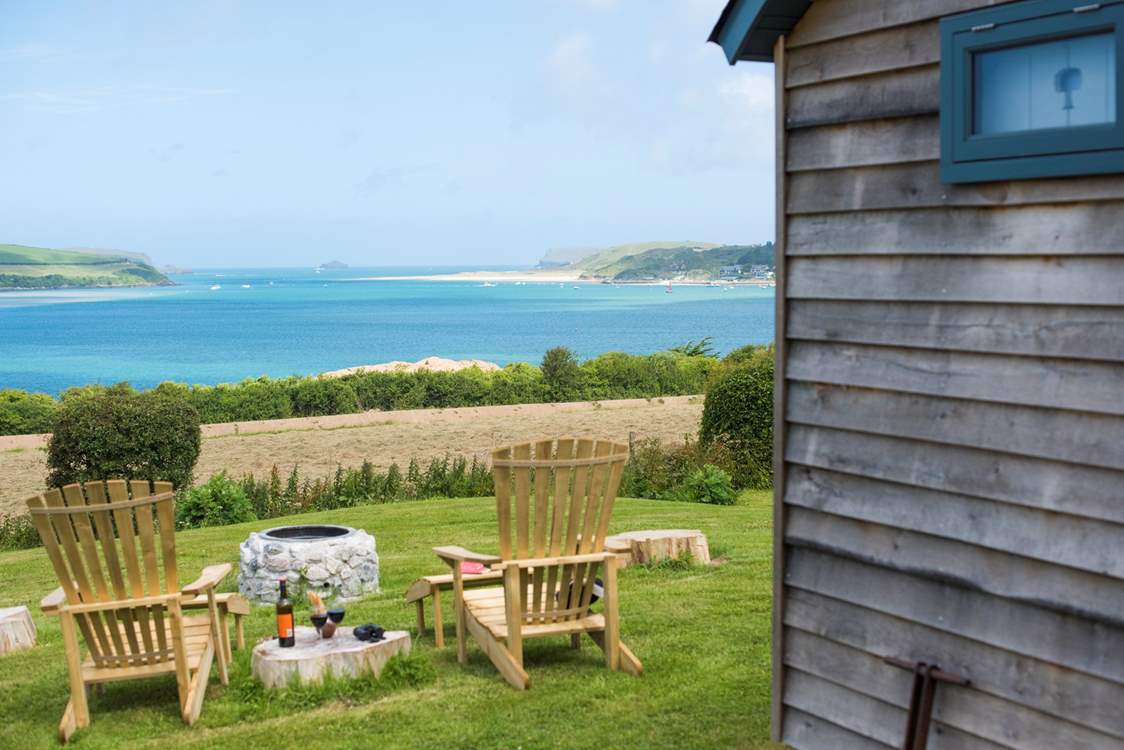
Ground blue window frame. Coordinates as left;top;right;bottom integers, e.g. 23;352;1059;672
941;0;1124;183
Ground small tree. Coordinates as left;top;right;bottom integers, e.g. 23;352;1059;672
699;352;774;489
541;346;582;402
46;383;202;490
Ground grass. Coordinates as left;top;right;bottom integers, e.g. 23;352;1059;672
0;493;777;749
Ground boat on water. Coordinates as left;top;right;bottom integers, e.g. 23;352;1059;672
241;284;251;289
480;282;497;287
665;281;673;294
210;284;221;290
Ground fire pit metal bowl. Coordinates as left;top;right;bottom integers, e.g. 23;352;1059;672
238;523;379;604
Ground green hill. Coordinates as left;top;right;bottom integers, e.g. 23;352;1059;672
0;244;173;290
549;241;774;281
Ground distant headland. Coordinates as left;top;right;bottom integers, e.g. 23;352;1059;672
357;240;776;285
0;244;174;290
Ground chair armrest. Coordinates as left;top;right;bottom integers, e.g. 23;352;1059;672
433;545;502;566
41;586;67;615
493;551;613;570
61;593;179;615
181;563;232;595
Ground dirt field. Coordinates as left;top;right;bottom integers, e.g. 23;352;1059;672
0;396;703;517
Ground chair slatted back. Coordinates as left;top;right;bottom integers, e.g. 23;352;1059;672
492;438;628;625
27;479;180;668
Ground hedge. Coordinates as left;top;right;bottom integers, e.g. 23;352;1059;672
0;348;720;435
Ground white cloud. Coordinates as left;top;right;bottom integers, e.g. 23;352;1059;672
548;32;595;86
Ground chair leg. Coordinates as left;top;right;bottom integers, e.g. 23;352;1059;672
588;631;643;676
465;613;529;690
415;599;426;637
59;613;89;743
207;590;229;686
58;698;79;744
570;633;582;650
235;614;245;650
432;587;446;650
183;641;214;725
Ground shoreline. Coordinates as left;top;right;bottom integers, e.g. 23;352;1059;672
354;269;775;286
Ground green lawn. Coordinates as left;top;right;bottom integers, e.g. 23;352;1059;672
0;494;777;749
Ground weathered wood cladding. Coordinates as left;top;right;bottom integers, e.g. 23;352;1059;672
773;1;1124;746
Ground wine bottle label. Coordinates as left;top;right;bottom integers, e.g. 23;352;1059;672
277;613;294;639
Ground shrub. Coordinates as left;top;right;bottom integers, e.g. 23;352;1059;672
0;514;40;551
620;437;698;500
723;343;772;367
176;378;293;423
0;389;57;435
46;383;202;490
700;353;774;489
678;464;737;505
177;472;257;529
290;378;359;417
488;363;544;405
541;346;583;402
233;455;493;523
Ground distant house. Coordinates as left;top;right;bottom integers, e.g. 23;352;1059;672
711;1;1124;749
719;264;742;277
747;264;771;278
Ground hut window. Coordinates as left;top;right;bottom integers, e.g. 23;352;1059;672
941;0;1124;183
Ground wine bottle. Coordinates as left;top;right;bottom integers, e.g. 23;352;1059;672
276;579;295;647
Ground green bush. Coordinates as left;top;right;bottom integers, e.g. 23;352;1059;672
488;363;544;405
700;352;774;489
0;514;40;551
620;437;741;502
177;471;257;529
46;383;202;490
678;464;737;505
290;378;359;417
620;437;698;500
0;389;57;434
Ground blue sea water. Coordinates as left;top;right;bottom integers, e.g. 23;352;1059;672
0;267;775;394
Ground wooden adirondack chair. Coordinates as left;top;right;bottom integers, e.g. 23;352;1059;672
434;438;643;689
26;479;232;742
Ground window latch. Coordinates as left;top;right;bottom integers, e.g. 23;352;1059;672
1074;3;1102;12
970;22;996;32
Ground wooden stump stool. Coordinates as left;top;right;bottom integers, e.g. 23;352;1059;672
605;529;711;567
251;626;410;688
0;606;36;655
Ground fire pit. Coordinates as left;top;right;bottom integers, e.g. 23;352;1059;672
238;524;379;604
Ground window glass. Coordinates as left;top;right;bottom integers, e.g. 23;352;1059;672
973;32;1116;135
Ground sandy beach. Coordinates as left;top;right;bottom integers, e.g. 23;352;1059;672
0;395;703;517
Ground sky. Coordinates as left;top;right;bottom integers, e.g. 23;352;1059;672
0;1;775;267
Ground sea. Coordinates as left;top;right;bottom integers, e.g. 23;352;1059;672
0;267;775;395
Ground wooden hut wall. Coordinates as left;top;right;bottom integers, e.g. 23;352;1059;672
772;1;1124;748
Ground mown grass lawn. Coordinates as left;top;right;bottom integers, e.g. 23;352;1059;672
0;493;777;750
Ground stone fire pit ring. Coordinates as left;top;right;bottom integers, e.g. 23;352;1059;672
238;523;380;604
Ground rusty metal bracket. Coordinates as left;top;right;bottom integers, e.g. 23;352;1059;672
884;657;970;750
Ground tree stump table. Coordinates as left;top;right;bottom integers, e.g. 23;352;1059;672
251;626;411;688
0;606;36;656
605;529;711;567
